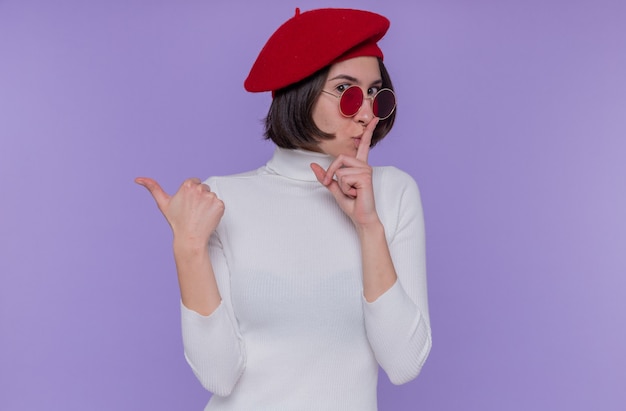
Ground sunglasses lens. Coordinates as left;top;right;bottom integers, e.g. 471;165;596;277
339;86;363;117
373;89;396;119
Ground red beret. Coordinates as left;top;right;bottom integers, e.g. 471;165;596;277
244;8;390;93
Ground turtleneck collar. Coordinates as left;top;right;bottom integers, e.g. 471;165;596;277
265;147;334;182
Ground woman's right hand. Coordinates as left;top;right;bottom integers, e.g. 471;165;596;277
135;177;225;247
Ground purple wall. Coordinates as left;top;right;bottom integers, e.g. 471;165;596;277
1;0;625;409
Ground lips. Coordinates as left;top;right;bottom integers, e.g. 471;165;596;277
353;136;362;148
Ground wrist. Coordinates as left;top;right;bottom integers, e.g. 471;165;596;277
355;218;384;237
172;236;209;256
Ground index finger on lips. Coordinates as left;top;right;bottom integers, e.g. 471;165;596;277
356;118;379;164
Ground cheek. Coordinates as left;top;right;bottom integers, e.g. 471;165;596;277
312;100;339;134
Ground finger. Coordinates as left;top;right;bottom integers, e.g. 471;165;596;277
324;178;351;201
337;177;357;198
310;163;329;185
311;163;353;201
338;171;371;195
356;117;379;163
196;182;211;193
135;177;170;209
323;155;368;185
334;166;370;179
184;177;202;188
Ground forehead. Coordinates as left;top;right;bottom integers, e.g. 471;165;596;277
326;56;381;82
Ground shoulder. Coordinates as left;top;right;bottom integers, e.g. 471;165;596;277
372;166;424;227
204;168;260;183
202;168;264;193
372;165;420;195
371;166;425;241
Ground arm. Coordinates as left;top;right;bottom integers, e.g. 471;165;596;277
173;238;221;316
361;169;431;384
180;229;246;396
310;120;431;384
311;119;396;302
356;220;397;302
135;176;223;314
136;177;245;395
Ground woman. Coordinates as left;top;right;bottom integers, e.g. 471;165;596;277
136;8;431;411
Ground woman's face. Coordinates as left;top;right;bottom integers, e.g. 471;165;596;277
312;56;382;158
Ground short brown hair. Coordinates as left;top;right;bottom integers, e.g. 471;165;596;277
264;59;396;150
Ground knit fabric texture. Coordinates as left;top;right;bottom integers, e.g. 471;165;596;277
181;147;432;411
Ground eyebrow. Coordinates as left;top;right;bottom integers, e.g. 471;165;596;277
328;74;383;86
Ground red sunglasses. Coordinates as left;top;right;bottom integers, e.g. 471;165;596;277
321;86;396;120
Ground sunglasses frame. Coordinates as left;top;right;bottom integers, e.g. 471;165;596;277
321;85;397;120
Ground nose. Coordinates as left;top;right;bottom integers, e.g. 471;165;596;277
354;90;375;125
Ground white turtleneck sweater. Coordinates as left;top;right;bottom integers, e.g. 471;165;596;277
181;147;431;411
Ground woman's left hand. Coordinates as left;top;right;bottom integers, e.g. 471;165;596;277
311;118;381;229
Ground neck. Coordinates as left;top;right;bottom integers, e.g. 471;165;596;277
265;147;334;182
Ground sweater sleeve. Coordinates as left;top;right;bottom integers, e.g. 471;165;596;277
180;179;246;396
362;168;432;385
